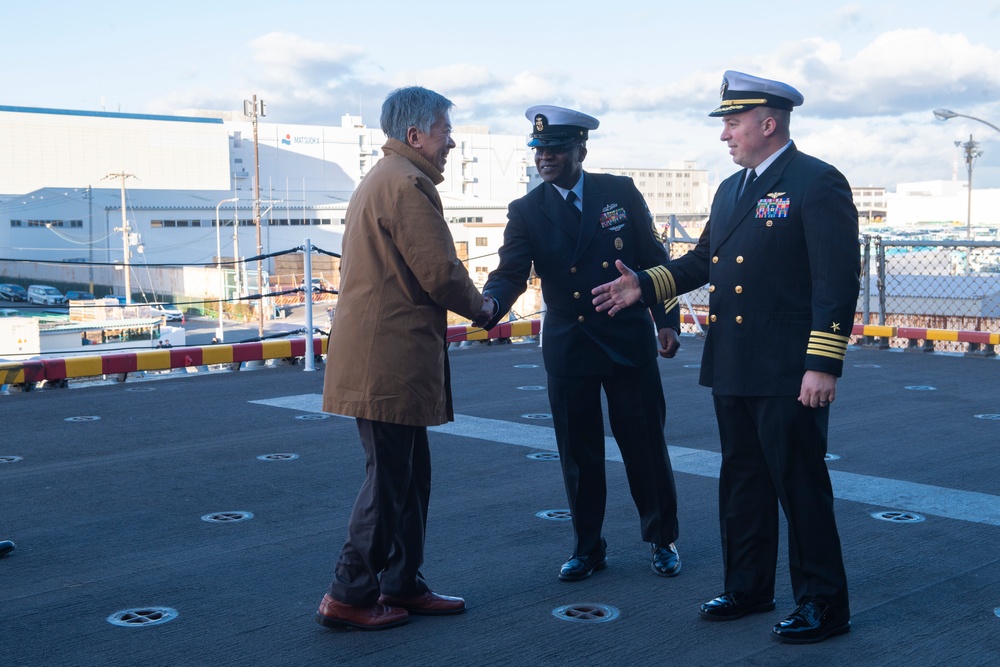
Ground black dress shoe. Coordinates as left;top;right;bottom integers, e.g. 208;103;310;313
0;540;14;557
558;552;608;581
771;598;850;644
651;543;681;577
699;591;776;621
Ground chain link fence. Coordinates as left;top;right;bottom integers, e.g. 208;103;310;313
665;231;1000;353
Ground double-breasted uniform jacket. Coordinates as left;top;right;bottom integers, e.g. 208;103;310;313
485;172;679;376
322;139;484;426
639;143;860;395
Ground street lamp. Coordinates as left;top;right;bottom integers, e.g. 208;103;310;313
215;197;238;342
934;109;999;240
934;108;1000;134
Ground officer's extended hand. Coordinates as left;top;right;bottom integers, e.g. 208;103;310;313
592;260;641;317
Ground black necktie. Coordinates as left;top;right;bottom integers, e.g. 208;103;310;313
565;191;582;221
739;168;757;200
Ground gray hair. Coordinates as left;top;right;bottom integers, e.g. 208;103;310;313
380;87;454;142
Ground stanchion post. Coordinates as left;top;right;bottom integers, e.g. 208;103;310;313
303;238;316;372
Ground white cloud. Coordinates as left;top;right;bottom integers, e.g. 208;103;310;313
249;32;365;87
143;26;1000;190
390;63;497;94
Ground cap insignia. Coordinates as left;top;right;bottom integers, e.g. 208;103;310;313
534;114;546;132
720;76;729;99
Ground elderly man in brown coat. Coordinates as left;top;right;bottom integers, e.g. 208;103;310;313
316;86;494;631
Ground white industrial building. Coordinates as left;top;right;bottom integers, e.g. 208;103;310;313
885;180;1000;238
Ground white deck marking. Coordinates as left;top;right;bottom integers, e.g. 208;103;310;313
252;394;1000;527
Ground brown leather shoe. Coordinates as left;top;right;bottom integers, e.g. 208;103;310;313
378;591;466;616
315;594;409;630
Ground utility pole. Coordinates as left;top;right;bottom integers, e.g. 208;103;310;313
86;185;94;294
104;172;136;303
244;94;266;337
955;134;982;241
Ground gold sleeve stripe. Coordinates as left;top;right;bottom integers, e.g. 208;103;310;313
663;297;678;315
809;337;847;350
806;331;847;361
808;341;847;355
810;331;851;344
644;266;676;303
808;330;848;361
808;335;848;350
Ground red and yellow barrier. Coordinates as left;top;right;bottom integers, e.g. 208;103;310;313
680;313;999;346
0;336;330;385
3;316;996;387
446;319;542;342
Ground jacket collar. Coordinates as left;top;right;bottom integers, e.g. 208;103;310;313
381;138;445;185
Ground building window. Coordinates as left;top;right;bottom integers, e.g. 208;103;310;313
10;220;22;227
475;237;488;246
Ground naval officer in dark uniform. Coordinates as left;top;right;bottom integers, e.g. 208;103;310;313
593;71;859;643
483;105;683;582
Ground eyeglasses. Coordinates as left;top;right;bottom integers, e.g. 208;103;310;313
532;144;581;155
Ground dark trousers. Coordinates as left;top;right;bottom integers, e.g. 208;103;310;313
327;419;431;606
712;395;849;609
547;359;679;557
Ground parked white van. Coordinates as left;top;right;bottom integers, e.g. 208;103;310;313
26;285;66;306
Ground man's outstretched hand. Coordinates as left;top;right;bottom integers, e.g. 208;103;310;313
472;291;496;328
592;260;642;317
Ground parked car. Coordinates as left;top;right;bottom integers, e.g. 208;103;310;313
65;290;96;301
0;284;27;301
0;307;22;317
300;277;326;292
26;285;66;306
151;303;184;321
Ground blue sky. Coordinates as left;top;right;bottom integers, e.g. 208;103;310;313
5;0;1000;189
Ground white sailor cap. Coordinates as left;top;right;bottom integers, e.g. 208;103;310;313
708;70;804;117
525;105;600;147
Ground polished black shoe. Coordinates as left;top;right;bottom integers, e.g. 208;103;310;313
558;552;608;581
0;540;14;557
699;591;776;621
771;598;850;644
651;543;681;577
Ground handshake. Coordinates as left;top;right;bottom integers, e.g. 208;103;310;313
472;290;497;329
